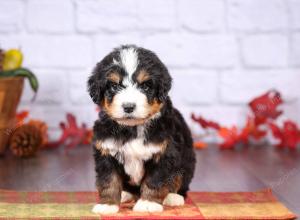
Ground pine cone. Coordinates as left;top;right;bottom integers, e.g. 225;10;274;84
9;124;42;157
28;120;48;147
0;49;4;72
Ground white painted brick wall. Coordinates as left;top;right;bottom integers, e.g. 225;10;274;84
143;34;237;68
21;68;68;105
0;0;24;33
21;36;93;68
287;0;300;30
137;0;176;31
228;0;288;32
170;69;219;105
27;0;74;33
76;0;137;33
220;70;300;104
290;33;300;66
241;34;288;67
178;0;225;32
0;0;299;141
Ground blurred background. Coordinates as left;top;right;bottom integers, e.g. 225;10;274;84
0;0;300;216
1;0;300;141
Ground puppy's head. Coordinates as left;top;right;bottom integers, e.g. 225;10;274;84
88;45;172;126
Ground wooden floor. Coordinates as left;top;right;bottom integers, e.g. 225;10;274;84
0;145;299;216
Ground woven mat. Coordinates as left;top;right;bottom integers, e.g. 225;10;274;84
0;189;296;220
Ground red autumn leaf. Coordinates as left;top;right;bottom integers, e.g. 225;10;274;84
244;117;267;140
83;130;93;145
218;126;239;149
191;113;221;130
239;122;251;144
249;90;283;125
269;120;300;150
283;121;300;150
268;122;284;148
46;113;92;150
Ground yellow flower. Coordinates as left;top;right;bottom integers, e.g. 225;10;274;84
3;49;23;71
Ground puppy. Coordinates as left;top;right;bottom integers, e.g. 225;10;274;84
88;45;196;214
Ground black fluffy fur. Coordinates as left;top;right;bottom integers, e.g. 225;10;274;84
88;45;196;200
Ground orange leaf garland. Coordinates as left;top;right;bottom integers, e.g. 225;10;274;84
16;110;29;125
191;90;292;150
193;141;207;149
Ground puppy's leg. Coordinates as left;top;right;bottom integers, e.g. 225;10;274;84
92;172;122;214
162;174;184;206
133;173;183;212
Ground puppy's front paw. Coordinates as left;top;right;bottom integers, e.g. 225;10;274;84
92;204;119;214
133;199;163;212
121;191;134;203
163;193;184;206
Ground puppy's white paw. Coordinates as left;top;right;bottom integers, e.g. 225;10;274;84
133;199;163;212
92;204;119;214
121;191;134;203
163;193;185;206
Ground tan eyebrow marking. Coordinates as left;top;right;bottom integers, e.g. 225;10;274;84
107;72;121;83
137;70;150;83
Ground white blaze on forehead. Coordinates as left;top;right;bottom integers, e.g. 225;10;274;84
110;47;152;120
119;47;138;78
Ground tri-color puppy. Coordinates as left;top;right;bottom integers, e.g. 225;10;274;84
88;45;196;214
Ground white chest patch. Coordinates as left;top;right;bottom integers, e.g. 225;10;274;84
100;127;162;185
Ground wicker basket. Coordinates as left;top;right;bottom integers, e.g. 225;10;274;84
0;77;24;155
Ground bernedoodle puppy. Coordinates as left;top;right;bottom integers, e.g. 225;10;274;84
88;45;196;214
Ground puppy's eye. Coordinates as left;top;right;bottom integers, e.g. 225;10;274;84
140;80;153;92
109;82;119;92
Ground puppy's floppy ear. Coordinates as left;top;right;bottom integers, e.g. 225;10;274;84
87;70;105;105
157;68;172;102
88;60;110;104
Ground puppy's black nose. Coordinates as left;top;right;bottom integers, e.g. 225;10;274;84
122;103;136;113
